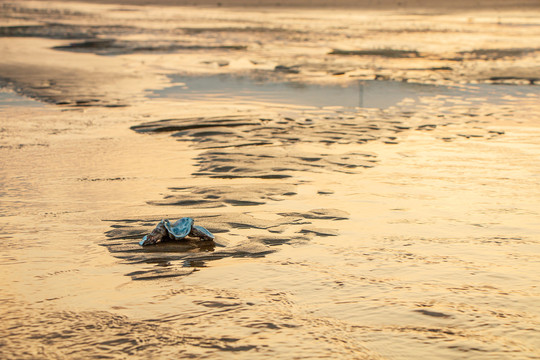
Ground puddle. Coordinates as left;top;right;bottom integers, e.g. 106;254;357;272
0;89;44;108
150;74;539;109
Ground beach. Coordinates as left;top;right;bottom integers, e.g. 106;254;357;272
1;0;539;358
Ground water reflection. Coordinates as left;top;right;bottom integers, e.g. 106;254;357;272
150;75;539;109
0;89;44;108
152;75;444;108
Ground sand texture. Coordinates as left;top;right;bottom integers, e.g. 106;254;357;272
1;1;539;359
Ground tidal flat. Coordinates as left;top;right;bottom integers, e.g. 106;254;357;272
0;1;539;358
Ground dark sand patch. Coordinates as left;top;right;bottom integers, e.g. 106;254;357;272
149;184;297;208
329;49;421;58
0;62;135;106
458;48;540;60
131;115;258;133
54;39;248;55
193;149;378;178
0;24;138;40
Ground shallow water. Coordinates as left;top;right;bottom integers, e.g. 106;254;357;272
1;78;539;359
0;89;44;108
151;75;540;109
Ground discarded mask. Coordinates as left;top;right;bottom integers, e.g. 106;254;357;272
139;217;215;246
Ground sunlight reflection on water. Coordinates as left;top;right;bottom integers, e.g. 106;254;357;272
150;74;539;109
0;90;44;108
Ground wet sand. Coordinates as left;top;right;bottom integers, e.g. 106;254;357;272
1;1;540;359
